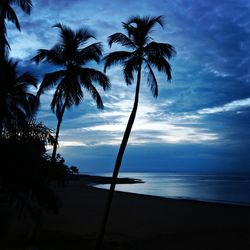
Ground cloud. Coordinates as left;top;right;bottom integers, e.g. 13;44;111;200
59;141;87;147
198;97;250;114
54;91;219;148
9;30;45;59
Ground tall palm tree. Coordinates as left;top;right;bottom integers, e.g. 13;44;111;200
96;15;176;249
0;58;38;137
0;0;32;58
32;24;110;162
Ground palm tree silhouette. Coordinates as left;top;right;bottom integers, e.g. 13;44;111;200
0;58;38;137
0;0;32;58
97;15;176;249
33;24;110;162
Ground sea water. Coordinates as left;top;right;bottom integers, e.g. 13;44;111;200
92;172;250;206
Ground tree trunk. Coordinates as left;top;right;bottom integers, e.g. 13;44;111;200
51;102;67;162
96;63;142;250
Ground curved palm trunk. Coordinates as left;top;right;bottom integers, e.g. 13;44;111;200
96;64;142;250
51;102;67;162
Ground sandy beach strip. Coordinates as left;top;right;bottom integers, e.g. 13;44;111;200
2;175;250;249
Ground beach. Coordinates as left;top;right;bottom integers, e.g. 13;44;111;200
2;175;250;250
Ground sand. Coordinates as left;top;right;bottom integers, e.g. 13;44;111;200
2;175;250;249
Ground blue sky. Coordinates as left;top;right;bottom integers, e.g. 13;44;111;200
8;0;250;173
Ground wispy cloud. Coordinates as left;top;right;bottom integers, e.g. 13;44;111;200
56;92;219;147
57;96;250;148
9;30;44;59
60;141;87;147
198;97;250;114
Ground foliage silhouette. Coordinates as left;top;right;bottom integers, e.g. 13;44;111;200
32;23;110;162
0;58;38;137
0;0;32;58
69;166;79;175
96;15;175;249
0;121;60;225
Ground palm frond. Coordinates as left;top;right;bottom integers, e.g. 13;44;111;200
107;33;136;49
53;23;75;53
124;15;164;46
75;27;96;45
16;72;37;88
52;24;97;62
66;80;83;107
0;59;38;131
145;62;158;97
6;5;20;30
80;68;111;90
84;82;104;109
81;75;104;109
37;70;65;97
125;15;141;26
58;76;83;108
53;23;74;42
122;21;136;38
14;0;32;14
79;67;110;90
77;42;102;64
123;56;140;85
79;73;104;109
32;49;49;63
147;55;172;80
144;42;176;59
127;15;164;30
32;48;64;66
147;15;164;29
104;51;132;72
26;93;39;115
18;94;38;118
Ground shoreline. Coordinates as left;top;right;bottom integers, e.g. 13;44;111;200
74;173;250;207
3;174;250;249
92;185;250;209
70;173;144;185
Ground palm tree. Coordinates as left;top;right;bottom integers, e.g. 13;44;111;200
96;15;176;249
0;58;38;137
0;0;32;58
32;23;110;162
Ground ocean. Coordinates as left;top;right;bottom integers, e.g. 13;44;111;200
92;172;250;206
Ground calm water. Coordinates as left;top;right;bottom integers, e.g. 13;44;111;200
92;172;250;206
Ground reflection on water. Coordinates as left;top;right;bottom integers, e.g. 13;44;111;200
92;172;250;205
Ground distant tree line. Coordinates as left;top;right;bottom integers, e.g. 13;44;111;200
0;0;175;249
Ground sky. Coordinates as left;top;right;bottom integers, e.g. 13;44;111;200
7;0;250;174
